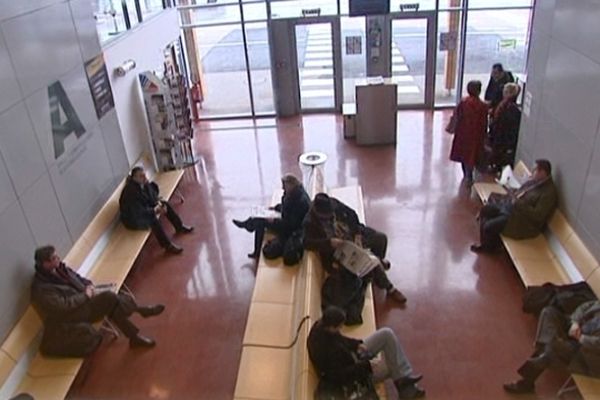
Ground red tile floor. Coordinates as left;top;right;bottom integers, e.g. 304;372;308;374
68;111;572;399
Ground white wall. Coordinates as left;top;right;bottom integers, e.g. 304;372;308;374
103;8;181;165
517;0;600;259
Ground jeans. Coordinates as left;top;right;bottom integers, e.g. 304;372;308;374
364;327;413;382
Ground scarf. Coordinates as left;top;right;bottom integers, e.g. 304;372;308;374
34;263;87;292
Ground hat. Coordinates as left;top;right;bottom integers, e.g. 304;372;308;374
313;193;333;216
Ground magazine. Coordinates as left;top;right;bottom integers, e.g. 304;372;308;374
249;205;281;219
334;240;381;278
495;165;522;190
94;283;117;294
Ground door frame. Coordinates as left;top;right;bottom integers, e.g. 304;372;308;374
387;11;437;110
290;16;343;113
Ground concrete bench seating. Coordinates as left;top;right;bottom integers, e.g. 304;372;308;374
472;161;600;398
0;162;185;400
235;182;386;400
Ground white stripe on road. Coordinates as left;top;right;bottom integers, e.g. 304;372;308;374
391;75;415;83
398;86;420;94
301;89;335;98
305;52;332;59
392;56;406;63
305;45;331;52
305;59;333;67
301;78;334;87
392;64;409;72
301;69;333;77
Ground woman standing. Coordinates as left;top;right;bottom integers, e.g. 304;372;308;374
449;80;489;185
488;82;521;171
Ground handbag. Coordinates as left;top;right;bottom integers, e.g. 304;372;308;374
445;105;460;134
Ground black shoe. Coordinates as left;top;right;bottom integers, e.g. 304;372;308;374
381;259;391;271
176;225;194;234
395;375;423;388
247;252;259;259
470;244;489;253
503;380;534;394
397;384;426;399
166;244;183;254
138;304;165;318
233;219;253;232
129;334;156;349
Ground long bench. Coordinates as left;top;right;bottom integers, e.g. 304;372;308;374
0;161;185;400
234;180;386;399
472;161;600;399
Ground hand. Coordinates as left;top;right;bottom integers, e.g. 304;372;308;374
330;238;343;248
357;344;368;355
354;235;363;247
85;285;95;298
569;323;582;340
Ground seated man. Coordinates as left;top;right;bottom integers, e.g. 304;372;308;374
31;246;165;357
504;301;600;394
308;306;425;399
304;193;407;306
119;166;193;254
471;159;557;253
232;174;310;264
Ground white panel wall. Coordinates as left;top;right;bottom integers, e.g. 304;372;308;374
103;8;180;165
517;0;600;258
0;0;131;340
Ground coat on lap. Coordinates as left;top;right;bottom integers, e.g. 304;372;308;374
119;177;161;229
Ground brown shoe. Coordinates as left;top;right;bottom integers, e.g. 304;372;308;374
166;243;183;254
129;334;156;348
388;288;407;304
138;304;165;318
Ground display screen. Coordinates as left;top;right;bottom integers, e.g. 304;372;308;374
349;0;390;16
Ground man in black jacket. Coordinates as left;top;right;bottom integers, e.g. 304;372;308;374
308;307;425;399
303;193;407;305
233;174;310;264
119;166;193;254
31;246;165;357
504;301;600;394
484;63;515;110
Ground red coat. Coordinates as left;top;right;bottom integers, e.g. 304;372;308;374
449;96;489;167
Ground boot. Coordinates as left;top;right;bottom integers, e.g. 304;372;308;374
233;218;254;232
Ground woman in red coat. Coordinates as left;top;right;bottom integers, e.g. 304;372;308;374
449;80;489;184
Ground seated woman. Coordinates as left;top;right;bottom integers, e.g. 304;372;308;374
233;174;310;265
488;83;521;171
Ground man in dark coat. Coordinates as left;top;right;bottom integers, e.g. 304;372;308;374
119;166;193;254
31;246;165;357
484;63;515;110
504;301;600;394
303;193;407;305
471;159;558;253
308;307;425;399
233;174;310;264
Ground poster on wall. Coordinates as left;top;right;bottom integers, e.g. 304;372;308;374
84;53;115;120
345;36;362;55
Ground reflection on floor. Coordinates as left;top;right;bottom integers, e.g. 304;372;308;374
68;112;570;400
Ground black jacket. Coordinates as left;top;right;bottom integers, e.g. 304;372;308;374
119;178;161;229
307;321;372;386
274;185;311;238
484;71;515;108
303;197;363;273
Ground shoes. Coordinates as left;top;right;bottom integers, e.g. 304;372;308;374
247;252;259;259
388;288;407;304
396;384;426;399
166;243;183;254
503;380;534;394
381;259;391;271
470;244;489;254
176;225;194;234
394;374;423;388
138;304;165;318
129;334;156;349
233;219;252;232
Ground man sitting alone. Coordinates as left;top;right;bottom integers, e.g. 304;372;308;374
504;301;600;394
119;166;193;254
471;159;558;253
31;245;165;357
308;306;425;399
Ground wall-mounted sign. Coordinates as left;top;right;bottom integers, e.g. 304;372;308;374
440;32;458;51
48;81;86;160
84;53;115;120
302;8;321;17
400;3;420;11
346;36;362;55
498;38;518;51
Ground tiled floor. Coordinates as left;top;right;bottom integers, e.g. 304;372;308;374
68;112;571;399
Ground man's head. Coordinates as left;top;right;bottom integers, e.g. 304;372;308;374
533;159;552;181
466;80;482;97
503;82;520;101
491;63;505;80
130;166;147;185
320;306;346;332
313;193;333;219
34;245;61;272
281;173;301;193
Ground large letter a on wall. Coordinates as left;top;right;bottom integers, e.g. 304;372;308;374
48;81;86;159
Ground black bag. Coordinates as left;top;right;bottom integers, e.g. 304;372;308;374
262;230;305;266
321;269;367;326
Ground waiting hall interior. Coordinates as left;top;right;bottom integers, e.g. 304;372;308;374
1;1;600;400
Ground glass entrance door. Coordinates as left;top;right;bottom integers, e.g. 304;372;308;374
294;19;341;111
389;13;436;108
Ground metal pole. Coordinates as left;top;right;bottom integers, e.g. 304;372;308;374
238;0;256;116
455;0;469;104
121;0;131;29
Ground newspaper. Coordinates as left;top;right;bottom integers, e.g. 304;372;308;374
249;206;281;219
334;240;381;278
495;165;522;189
94;283;117;293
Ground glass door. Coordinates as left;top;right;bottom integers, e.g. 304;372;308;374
294;19;342;111
389;12;436;108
